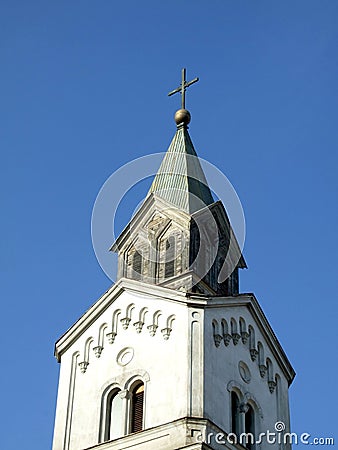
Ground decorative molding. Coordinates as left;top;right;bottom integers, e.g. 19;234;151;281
250;348;258;362
118;389;131;400
238;361;251;384
241;331;249;344
161;327;172;340
232;333;241;345
120;317;131;330
133;321;144;333
223;333;232;346
213;319;279;392
147;324;158;336
137;307;148;328
166;314;176;329
243;392;264;419
214;333;223;347
54;280;295;387
123;369;151;390
78;337;93;373
63;352;79;450
147;310;162;336
62;301;179;386
259;364;267;378
212;319;221;346
160;314;176;340
239;317;248;344
120;303;135;330
226;380;245;401
116;347;134;367
78;361;89;373
146;213;169;235
105;310;121;346
74;305;175;376
107;331;117;344
266;357;276;393
268;380;277;393
239;402;249;414
93;345;103;358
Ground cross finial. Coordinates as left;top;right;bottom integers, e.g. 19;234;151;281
168;68;199;110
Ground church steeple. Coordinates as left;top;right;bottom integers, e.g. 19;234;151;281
52;70;295;450
112;70;246;295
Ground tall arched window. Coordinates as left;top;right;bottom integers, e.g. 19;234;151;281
105;389;123;441
245;404;255;450
231;391;240;437
164;236;175;278
132;251;142;281
130;382;144;433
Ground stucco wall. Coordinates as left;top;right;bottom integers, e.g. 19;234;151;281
204;303;291;446
52;290;191;450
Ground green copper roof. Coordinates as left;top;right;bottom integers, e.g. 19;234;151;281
148;124;214;214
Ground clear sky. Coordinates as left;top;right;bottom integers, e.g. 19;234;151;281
1;1;337;448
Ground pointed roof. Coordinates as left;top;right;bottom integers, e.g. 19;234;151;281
148;122;214;214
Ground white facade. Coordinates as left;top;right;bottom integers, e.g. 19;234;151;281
52;279;294;450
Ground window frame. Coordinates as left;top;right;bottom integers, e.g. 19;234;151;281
129;381;145;433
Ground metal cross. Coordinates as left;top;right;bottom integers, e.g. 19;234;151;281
168;68;199;109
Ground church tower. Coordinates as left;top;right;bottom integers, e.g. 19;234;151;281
52;69;295;450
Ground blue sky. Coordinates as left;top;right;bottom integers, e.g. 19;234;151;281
1;1;338;448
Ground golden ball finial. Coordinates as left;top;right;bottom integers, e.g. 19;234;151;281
174;108;191;126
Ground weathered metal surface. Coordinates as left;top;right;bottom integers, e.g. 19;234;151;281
148;125;214;214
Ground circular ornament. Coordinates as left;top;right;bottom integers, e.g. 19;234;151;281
117;347;134;366
238;361;251;383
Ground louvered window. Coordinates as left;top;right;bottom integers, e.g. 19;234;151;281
132;251;142;281
165;236;175;278
131;383;144;433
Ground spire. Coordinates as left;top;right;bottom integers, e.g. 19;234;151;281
148;125;214;214
148;68;214;214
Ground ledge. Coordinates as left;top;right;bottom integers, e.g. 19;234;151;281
83;417;243;450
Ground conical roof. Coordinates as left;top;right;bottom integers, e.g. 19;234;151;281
148;123;214;214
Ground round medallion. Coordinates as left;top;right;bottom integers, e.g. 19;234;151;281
117;347;134;367
238;361;251;383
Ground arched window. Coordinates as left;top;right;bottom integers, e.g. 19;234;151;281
104;389;123;441
245;404;255;450
231;391;240;437
130;382;144;433
164;236;175;278
132;251;142;281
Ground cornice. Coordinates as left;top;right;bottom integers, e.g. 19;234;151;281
54;281;295;385
54;278;201;362
196;292;296;385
